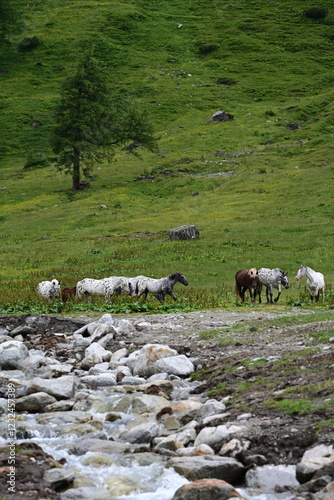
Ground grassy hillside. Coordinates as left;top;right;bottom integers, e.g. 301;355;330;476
0;0;333;312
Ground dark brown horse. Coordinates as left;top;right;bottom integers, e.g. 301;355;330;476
61;286;77;303
235;268;261;304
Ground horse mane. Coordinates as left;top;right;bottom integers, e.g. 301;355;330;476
169;273;182;280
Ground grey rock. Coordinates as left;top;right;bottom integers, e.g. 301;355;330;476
45;400;75;412
245;464;299;489
172;478;244;500
296;445;334;484
167;455;244;483
69;437;131;456
8;325;35;337
78;373;117;389
15;392;57;412
44;468;75;491
0;340;29;369
195;399;227;424
155;355;194;376
29;375;76;399
169;225;200;240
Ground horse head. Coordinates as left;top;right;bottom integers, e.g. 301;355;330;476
280;271;289;289
247;268;259;288
173;273;188;286
295;265;307;281
248;268;258;278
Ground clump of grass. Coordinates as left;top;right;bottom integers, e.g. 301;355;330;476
265;398;331;416
196;42;220;55
207;382;227;397
315;418;334;432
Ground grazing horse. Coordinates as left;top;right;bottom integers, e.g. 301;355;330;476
235;268;260;304
104;276;132;301
37;279;60;301
134;273;188;303
295;265;325;302
258;268;289;304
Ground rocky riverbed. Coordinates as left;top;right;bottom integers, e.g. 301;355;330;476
0;309;333;500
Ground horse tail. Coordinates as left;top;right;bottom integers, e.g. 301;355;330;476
235;280;242;300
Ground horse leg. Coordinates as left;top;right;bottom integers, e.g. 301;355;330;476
168;291;178;301
272;283;280;303
249;286;255;304
155;293;165;303
255;284;262;304
266;285;271;304
315;289;320;302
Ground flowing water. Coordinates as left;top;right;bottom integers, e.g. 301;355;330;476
2;384;296;500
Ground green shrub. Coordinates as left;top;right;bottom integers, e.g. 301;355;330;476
23;154;50;170
196;41;220;55
18;36;41;51
303;7;328;20
216;77;237;86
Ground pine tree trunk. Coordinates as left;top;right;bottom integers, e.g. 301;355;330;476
72;147;81;190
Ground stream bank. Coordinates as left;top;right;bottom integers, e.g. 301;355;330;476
0;309;333;499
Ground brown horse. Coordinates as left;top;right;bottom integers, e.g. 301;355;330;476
235;268;261;304
61;286;77;303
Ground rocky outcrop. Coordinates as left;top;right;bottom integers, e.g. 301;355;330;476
168;225;200;240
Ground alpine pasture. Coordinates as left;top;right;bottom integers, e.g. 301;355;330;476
0;0;333;314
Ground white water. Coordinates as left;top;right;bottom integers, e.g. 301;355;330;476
9;402;296;500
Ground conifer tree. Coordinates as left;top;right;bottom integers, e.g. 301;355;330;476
51;54;157;190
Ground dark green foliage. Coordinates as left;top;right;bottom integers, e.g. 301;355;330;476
216;77;237;86
303;7;328;20
18;36;41;51
0;0;21;44
51;53;157;190
23;154;50;170
197;42;219;55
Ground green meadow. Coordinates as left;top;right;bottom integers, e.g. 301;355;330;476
0;0;333;313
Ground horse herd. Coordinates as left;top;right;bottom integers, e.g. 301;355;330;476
235;265;325;304
36;265;325;305
37;273;189;304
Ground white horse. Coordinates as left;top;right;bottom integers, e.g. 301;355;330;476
37;279;60;301
76;278;106;301
257;268;289;304
76;277;131;301
295;265;325;302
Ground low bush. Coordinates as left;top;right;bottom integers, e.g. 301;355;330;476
303;7;328;20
